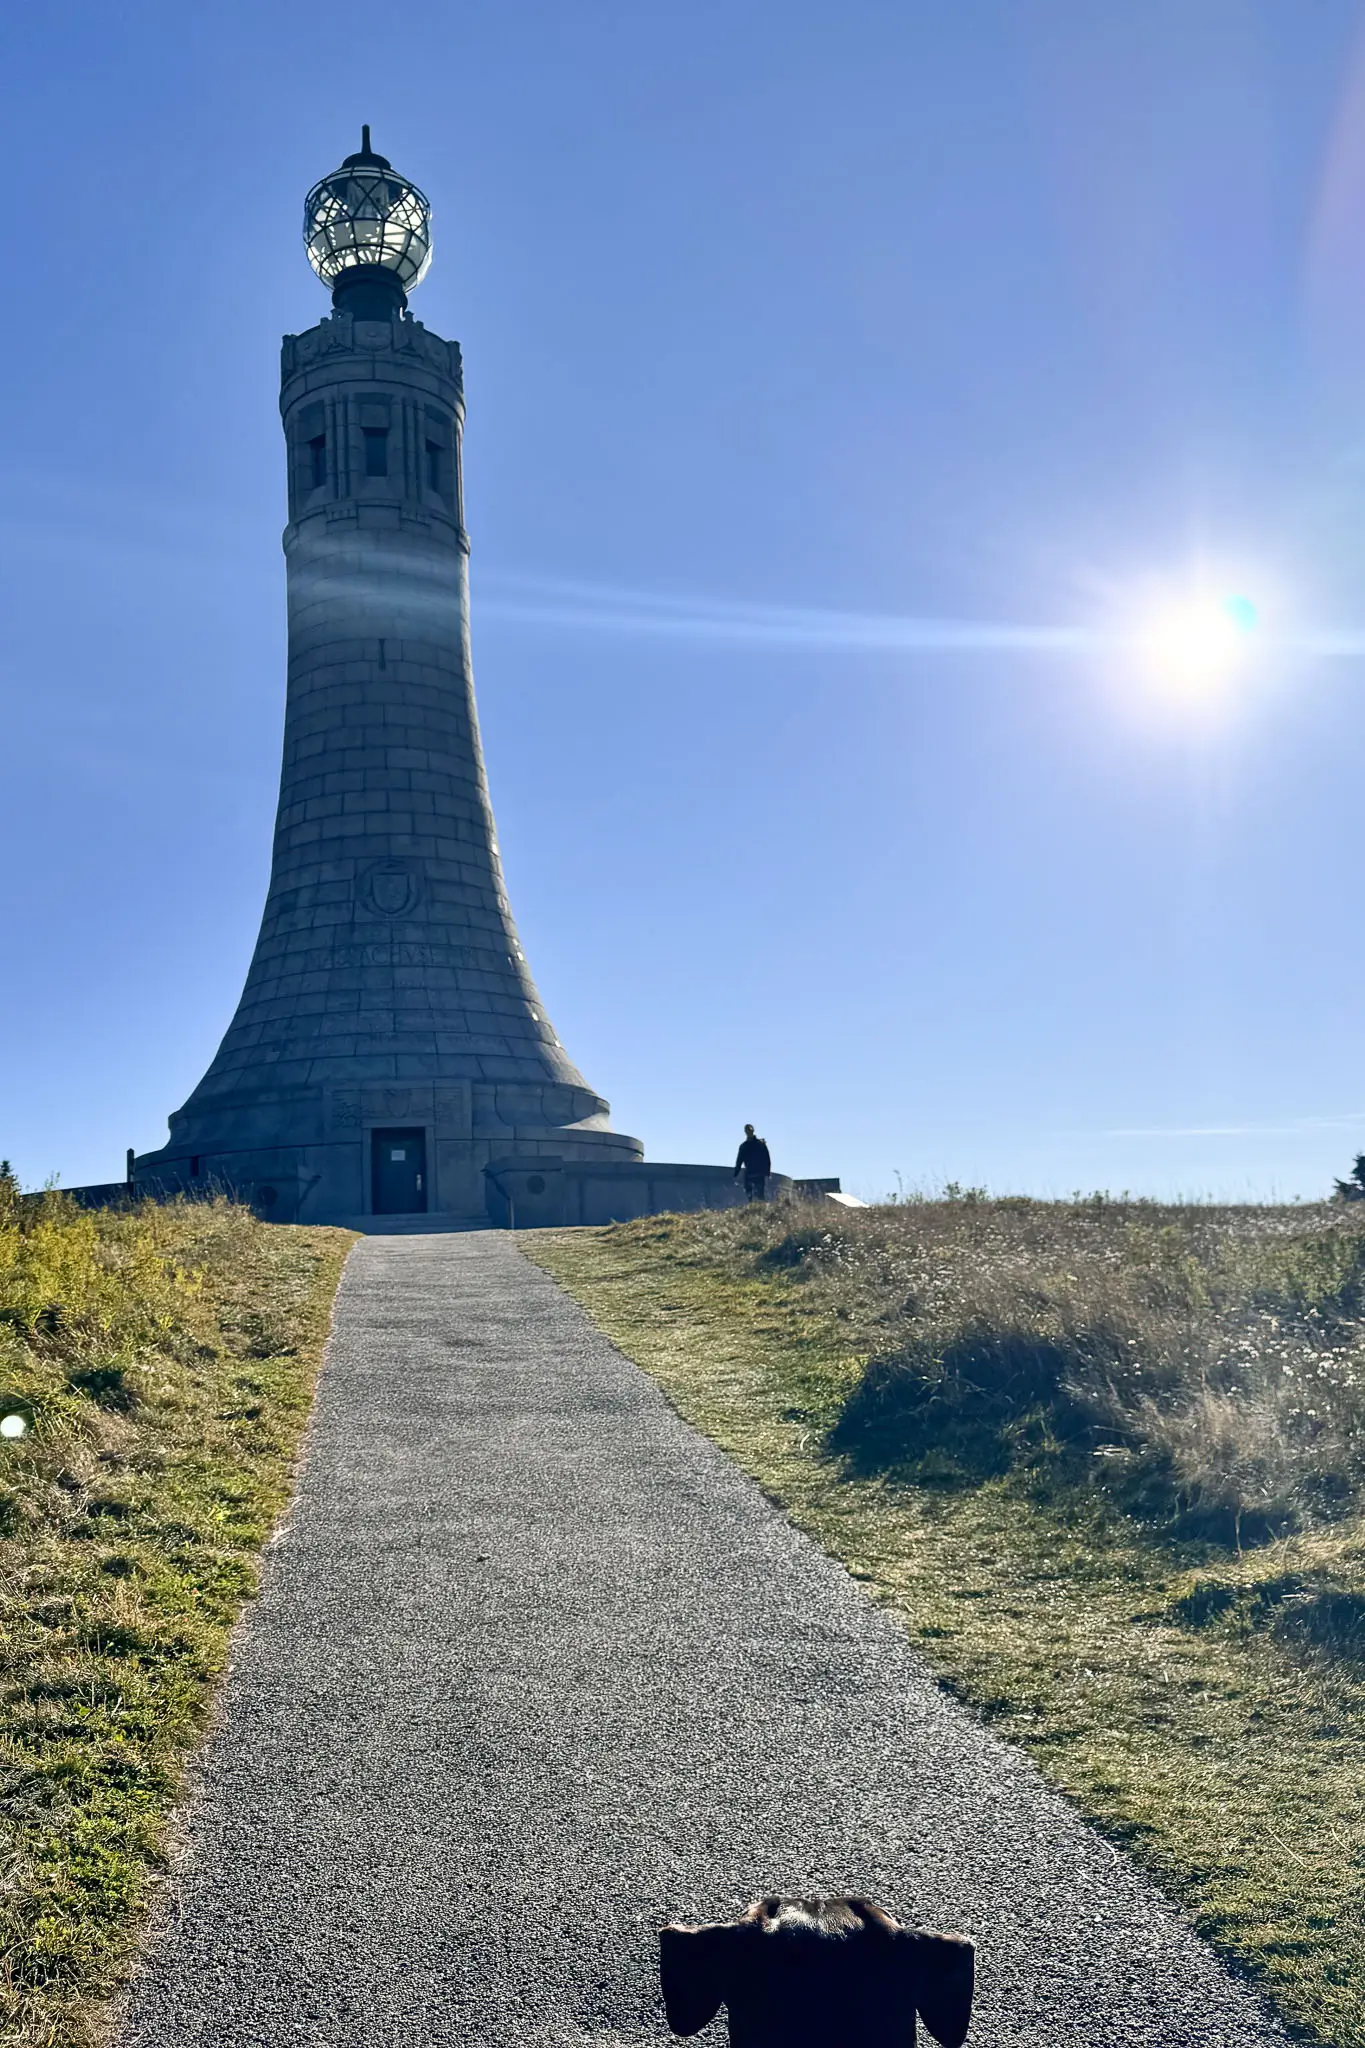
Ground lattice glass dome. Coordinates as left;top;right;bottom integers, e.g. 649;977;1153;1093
304;130;432;294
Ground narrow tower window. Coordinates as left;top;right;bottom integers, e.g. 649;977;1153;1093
363;427;389;477
308;434;327;488
425;439;443;494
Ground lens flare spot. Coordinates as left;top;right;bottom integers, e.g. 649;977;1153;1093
1138;592;1258;691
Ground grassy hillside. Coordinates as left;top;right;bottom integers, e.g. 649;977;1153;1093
529;1195;1365;2048
0;1179;352;2046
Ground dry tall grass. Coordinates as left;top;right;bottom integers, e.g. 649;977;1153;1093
691;1195;1365;1554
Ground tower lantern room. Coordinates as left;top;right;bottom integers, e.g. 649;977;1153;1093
303;126;433;319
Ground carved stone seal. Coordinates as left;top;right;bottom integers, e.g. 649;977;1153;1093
356;858;423;919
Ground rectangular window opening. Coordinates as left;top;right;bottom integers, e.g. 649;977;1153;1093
308;434;326;488
364;427;389;478
425;440;443;494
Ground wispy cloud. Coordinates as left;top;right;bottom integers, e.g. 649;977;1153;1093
1095;1114;1365;1140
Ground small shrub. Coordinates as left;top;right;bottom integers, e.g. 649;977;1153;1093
65;1364;133;1410
833;1324;1093;1479
1170;1571;1365;1666
1171;1577;1240;1626
1275;1587;1365;1662
760;1228;844;1271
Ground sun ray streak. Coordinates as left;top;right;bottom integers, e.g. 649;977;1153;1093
474;572;1092;651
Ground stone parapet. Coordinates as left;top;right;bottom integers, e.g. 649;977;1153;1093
483;1158;797;1230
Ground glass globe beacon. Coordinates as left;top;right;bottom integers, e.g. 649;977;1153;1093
304;129;432;302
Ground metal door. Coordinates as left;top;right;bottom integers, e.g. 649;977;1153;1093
371;1128;428;1214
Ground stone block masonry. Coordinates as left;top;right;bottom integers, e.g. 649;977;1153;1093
134;300;641;1224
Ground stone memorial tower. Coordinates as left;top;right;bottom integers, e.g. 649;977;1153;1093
134;132;642;1224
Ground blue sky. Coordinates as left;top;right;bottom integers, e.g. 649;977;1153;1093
4;0;1365;1201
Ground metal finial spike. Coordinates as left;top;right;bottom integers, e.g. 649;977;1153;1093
362;124;371;154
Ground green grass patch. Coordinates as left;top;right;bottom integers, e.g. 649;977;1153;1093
0;1183;352;2045
527;1200;1365;2048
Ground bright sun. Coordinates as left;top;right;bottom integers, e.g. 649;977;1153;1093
1137;592;1259;692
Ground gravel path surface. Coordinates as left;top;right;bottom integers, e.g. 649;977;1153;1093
118;1232;1286;2048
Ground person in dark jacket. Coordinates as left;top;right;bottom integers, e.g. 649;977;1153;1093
734;1125;772;1201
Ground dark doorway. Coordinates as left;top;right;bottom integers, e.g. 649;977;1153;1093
372;1128;428;1214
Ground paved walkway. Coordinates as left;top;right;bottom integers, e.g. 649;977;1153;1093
118;1234;1286;2047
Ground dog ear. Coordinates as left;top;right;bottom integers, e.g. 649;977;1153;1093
658;1922;747;2037
898;1930;975;2048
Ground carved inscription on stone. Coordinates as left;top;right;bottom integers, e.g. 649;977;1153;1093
434;1085;472;1137
333;941;473;969
357;1086;434;1124
333;1087;465;1133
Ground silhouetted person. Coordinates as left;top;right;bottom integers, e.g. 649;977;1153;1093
734;1124;771;1201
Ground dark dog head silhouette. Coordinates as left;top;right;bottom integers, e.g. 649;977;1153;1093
659;1896;973;2047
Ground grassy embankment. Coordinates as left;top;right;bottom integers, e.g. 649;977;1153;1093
0;1178;352;2046
529;1197;1365;2048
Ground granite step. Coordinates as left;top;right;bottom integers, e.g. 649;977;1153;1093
331;1211;496;1236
